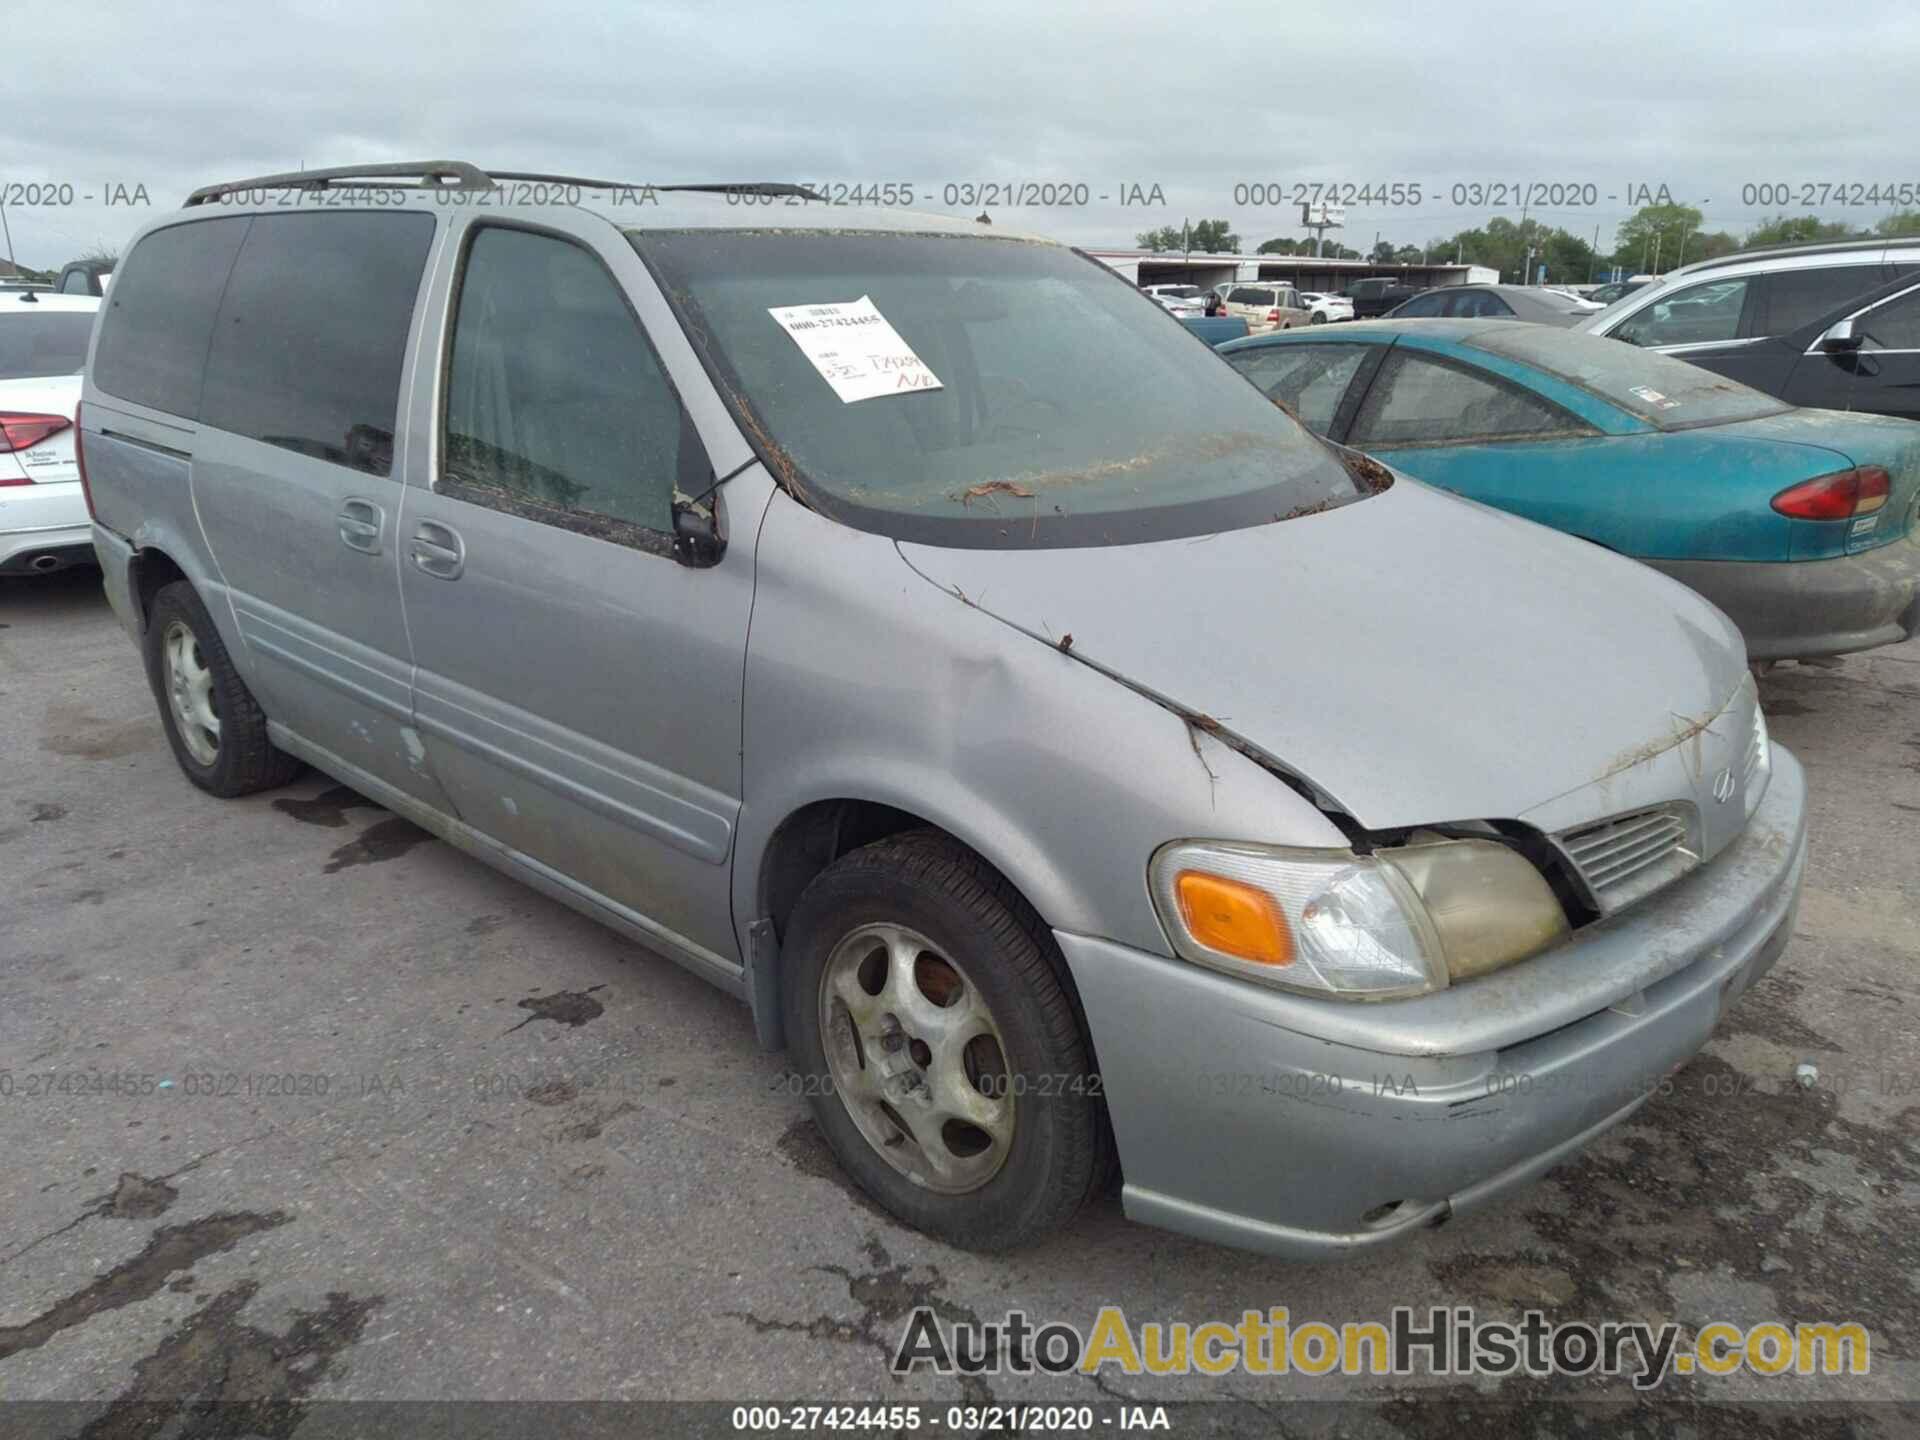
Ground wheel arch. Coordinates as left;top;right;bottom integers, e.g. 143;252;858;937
739;791;1098;1060
127;544;192;632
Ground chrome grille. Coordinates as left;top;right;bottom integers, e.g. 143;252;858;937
1558;804;1698;913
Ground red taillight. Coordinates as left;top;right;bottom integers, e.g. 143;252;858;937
74;400;96;517
0;411;71;454
1771;465;1892;520
1267;309;1283;322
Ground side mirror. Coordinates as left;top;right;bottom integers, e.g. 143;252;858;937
1816;317;1864;353
672;500;725;568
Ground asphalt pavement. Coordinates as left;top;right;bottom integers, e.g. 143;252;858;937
3;567;1917;1435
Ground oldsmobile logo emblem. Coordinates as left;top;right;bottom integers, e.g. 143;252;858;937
1711;767;1737;804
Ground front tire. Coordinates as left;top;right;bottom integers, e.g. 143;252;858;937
782;830;1105;1250
144;581;302;797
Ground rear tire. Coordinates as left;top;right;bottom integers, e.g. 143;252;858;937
782;830;1106;1250
144;581;302;798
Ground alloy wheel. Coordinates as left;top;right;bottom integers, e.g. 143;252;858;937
817;922;1014;1193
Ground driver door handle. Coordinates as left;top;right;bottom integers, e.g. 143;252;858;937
337;498;385;555
409;520;465;580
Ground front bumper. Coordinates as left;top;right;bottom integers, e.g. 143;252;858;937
1650;532;1920;660
1056;745;1808;1260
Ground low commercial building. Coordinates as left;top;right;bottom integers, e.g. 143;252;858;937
1089;249;1499;293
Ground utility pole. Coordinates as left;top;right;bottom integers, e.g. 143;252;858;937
0;192;15;279
1589;223;1600;281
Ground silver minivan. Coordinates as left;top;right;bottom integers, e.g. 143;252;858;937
80;162;1807;1258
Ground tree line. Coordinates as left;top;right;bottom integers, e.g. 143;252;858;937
1137;206;1920;279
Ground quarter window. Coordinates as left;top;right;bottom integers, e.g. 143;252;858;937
1350;351;1581;445
91;218;248;416
1227;344;1371;435
1762;264;1886;335
199;213;435;478
442;226;693;538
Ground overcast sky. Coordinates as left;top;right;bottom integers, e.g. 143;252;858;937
7;0;1920;269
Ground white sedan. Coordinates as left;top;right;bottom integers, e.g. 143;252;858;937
1142;284;1209;318
1296;291;1355;323
1;293;98;575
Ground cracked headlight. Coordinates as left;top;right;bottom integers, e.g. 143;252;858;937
1150;837;1570;1000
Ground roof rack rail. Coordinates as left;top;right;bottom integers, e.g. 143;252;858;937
1683;236;1887;273
184;160;493;207
184;163;831;209
655;182;827;200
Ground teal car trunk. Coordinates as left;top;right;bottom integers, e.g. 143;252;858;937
1221;318;1920;660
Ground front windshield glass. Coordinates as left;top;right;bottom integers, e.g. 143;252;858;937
1464;324;1790;429
633;230;1369;548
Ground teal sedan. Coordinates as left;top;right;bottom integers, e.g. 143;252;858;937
1220;319;1920;660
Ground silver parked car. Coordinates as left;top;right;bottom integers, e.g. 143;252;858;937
80;162;1807;1258
1386;284;1598;325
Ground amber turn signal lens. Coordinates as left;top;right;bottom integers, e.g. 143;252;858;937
1174;870;1292;965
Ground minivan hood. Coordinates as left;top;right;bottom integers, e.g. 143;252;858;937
898;479;1749;830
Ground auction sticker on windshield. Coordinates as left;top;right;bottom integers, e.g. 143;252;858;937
767;295;944;402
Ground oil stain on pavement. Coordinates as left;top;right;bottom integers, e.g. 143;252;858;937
272;785;386;829
322;817;432;874
506;986;607;1033
0;1211;289;1360
75;1280;382;1439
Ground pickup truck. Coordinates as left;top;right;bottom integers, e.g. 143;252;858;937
1346;277;1425;319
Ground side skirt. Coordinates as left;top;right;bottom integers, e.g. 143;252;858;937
267;722;749;1000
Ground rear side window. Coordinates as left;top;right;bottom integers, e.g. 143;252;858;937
1613;277;1751;348
1450;290;1514;318
442;225;694;539
199;213;435;478
0;312;94;379
92;218;248;415
1227;343;1371;435
1351;351;1584;445
1857;287;1920;350
1760;264;1886;335
1390;292;1445;317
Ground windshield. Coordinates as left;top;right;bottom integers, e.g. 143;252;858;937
1463;324;1790;429
0;312;93;379
634;230;1367;547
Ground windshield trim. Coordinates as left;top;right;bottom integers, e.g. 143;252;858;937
629;228;1376;550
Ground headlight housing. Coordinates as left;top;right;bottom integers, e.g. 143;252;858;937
1149;836;1570;1001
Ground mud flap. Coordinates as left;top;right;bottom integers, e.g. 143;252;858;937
746;916;784;1052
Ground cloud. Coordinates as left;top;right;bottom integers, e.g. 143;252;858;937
5;0;1917;267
